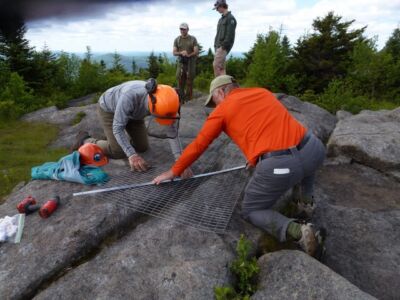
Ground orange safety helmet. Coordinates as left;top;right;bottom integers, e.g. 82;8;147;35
147;84;180;125
78;143;108;167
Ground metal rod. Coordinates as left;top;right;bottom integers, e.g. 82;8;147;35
73;165;246;197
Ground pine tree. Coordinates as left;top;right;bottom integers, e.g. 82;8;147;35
147;51;160;78
54;52;81;91
85;46;93;62
0;19;33;84
292;11;366;93
384;28;400;62
246;30;291;92
196;47;214;76
110;51;126;74
131;58;137;74
31;44;58;95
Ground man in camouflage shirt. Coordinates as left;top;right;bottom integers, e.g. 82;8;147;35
213;0;237;76
173;22;199;102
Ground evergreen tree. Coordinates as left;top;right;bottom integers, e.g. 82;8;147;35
246;30;294;92
381;28;400;101
281;35;292;59
55;52;81;89
110;51;126;74
0;72;34;118
156;53;176;86
384;28;400;62
100;59;106;69
196;48;214;76
147;51;160;78
226;55;246;81
0;59;10;92
292;11;366;93
30;44;58;95
131;58;137;74
0;19;33;84
74;59;106;96
343;39;399;101
85;46;93;62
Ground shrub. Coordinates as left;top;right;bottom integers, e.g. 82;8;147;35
214;235;259;299
0;72;35;117
194;73;213;93
73;111;87;125
0;100;20;120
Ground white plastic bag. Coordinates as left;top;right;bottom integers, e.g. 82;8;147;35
0;214;25;243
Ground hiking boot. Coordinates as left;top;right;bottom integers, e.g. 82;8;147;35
298;223;317;257
70;131;90;152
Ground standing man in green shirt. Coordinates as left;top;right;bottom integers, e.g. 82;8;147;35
173;22;199;102
213;0;237;76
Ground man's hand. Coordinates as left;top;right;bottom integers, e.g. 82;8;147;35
129;154;150;172
180;167;194;179
152;169;175;185
180;50;188;57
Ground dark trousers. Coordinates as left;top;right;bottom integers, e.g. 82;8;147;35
241;133;326;241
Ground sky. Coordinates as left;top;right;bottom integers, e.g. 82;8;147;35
14;0;400;53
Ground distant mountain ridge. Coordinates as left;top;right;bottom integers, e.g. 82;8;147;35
70;51;244;72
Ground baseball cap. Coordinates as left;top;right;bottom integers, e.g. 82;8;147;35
204;75;235;107
179;23;189;30
78;143;108;167
213;0;226;9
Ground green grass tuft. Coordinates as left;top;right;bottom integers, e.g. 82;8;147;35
0;120;68;203
72;111;87;124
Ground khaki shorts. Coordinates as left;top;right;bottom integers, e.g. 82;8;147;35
213;47;227;76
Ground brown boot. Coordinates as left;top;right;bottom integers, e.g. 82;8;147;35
298;223;318;257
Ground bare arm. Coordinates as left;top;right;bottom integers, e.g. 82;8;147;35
173;46;181;56
189;45;199;57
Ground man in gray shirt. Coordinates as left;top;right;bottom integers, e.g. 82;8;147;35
72;80;192;177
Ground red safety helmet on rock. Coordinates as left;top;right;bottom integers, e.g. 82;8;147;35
78;143;108;167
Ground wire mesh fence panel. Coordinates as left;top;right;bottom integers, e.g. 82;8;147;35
78;165;248;234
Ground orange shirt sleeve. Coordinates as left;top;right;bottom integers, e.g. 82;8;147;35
171;108;225;176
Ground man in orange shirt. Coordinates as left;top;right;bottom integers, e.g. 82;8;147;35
153;75;326;256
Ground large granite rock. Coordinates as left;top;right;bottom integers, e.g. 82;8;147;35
34;219;234;300
276;93;338;142
327;107;400;180
21;104;104;149
313;161;400;300
252;250;376;300
0;97;252;299
3;93;395;300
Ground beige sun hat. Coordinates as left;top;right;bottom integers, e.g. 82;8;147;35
204;75;235;107
179;23;189;30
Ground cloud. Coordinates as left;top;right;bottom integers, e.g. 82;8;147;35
21;0;400;53
0;0;152;22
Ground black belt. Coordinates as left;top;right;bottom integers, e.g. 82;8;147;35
260;132;311;160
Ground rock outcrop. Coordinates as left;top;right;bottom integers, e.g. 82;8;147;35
327;107;400;180
252;250;376;300
314;162;400;300
2;94;399;300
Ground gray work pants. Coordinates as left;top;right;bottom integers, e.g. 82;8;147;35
241;132;326;242
86;105;149;159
